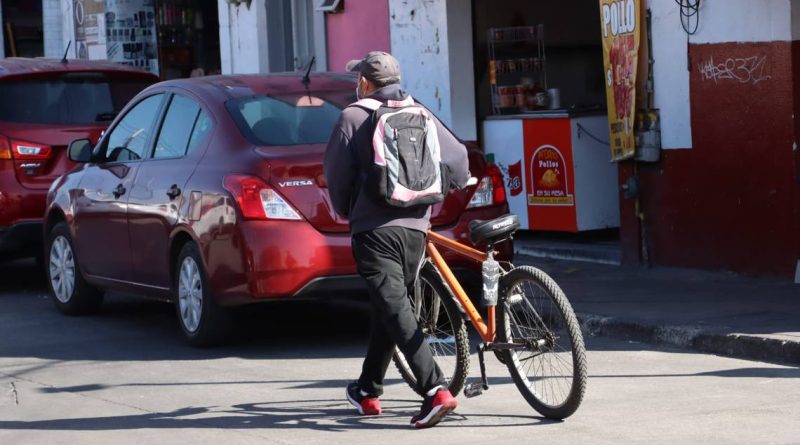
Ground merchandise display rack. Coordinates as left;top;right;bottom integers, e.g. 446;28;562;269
488;25;547;115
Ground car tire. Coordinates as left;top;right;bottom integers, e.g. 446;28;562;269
46;222;103;315
174;241;230;347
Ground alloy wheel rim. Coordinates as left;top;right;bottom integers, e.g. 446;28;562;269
49;236;76;303
178;257;203;333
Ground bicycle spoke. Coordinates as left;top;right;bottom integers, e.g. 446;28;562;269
393;263;469;397
505;273;576;408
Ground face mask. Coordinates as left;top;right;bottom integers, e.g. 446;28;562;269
355;84;361;101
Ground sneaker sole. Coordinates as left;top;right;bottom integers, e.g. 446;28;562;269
413;400;457;428
346;389;380;416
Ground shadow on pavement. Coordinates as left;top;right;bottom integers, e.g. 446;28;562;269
0;258;47;293
0;260;372;363
0;397;554;432
590;366;800;379
36;378;413;395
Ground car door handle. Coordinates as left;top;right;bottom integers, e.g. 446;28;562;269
113;184;126;198
166;184;182;200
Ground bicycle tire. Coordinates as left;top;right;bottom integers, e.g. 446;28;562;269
497;266;587;419
392;261;470;397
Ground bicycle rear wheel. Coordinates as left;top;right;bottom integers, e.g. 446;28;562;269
392;261;470;397
497;266;587;419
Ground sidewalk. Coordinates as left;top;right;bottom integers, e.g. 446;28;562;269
513;246;800;367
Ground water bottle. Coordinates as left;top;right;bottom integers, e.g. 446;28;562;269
481;258;500;306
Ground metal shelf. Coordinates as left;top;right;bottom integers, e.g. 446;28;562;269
488;25;547;115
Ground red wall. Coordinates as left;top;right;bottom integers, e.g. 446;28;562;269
325;0;391;72
620;41;800;278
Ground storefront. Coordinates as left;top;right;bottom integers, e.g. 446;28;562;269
69;0;220;79
155;0;220;78
472;0;621;233
2;1;44;58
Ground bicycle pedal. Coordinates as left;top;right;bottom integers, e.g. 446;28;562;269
463;382;485;398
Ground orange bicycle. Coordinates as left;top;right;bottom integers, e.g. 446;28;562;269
392;214;587;419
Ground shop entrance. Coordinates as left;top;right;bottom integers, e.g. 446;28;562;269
472;0;621;241
2;1;44;58
155;0;220;79
72;0;219;79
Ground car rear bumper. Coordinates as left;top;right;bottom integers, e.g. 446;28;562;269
0;170;47;253
213;204;513;303
291;274;366;299
0;221;43;257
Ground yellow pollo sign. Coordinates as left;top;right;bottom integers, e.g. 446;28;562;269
600;0;640;161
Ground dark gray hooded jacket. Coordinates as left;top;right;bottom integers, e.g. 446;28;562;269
324;84;470;234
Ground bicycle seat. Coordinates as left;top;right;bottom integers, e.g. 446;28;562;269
468;214;520;246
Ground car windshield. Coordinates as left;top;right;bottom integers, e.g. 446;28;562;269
227;94;345;146
0;75;152;125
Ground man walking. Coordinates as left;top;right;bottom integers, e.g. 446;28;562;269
324;51;470;428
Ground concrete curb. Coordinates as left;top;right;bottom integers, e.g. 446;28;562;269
514;245;622;266
578;313;800;367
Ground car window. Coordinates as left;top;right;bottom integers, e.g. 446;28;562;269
153;95;201;159
0;76;153;125
104;94;164;162
187;110;213;154
227;94;343;146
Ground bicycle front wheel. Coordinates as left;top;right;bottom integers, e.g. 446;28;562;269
392;261;470;397
497;266;587;419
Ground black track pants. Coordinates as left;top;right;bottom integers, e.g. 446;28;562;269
352;226;444;397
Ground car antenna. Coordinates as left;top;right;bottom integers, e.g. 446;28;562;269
300;56;317;105
301;56;316;87
60;41;72;64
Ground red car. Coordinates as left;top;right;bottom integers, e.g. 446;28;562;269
0;58;157;261
45;73;511;345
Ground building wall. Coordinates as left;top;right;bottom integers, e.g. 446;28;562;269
326;0;390;72
388;0;477;140
325;0;476;139
218;1;269;74
444;0;477;141
42;0;63;58
620;0;800;279
56;1;80;60
648;0;692;149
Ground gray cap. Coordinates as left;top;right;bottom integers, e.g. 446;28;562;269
346;51;401;85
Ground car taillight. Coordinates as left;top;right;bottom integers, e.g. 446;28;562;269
0;137;10;160
466;164;507;209
223;175;302;221
11;140;52;160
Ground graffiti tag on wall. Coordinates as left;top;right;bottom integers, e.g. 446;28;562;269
698;55;771;85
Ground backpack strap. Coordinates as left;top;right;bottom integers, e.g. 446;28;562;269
348;98;382;111
385;96;415;108
347;95;416;111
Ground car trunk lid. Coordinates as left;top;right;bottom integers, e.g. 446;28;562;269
2;124;104;190
254;145;468;233
0;71;155;190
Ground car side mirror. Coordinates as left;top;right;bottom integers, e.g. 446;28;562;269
68;139;93;163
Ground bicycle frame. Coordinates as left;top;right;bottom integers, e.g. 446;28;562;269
425;231;496;343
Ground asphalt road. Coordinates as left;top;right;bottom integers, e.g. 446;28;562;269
1;259;799;444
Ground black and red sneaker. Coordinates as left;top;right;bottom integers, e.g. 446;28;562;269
346;381;381;416
411;388;457;428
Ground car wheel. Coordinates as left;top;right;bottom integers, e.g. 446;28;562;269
175;241;230;346
46;222;103;315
